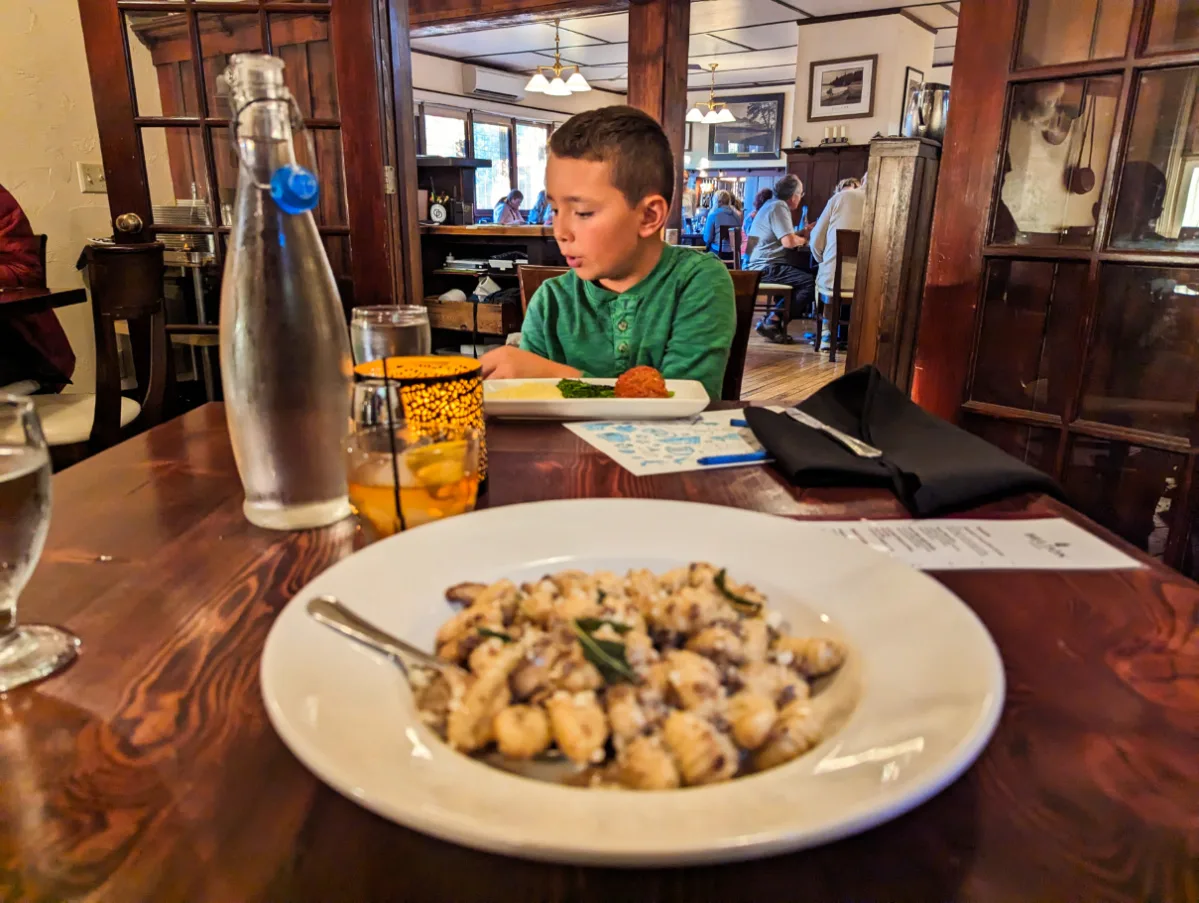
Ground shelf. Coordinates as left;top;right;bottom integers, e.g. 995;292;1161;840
420;224;554;237
423;298;522;336
433;268;520;278
416;156;492;169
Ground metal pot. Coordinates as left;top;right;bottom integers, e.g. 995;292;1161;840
902;82;951;144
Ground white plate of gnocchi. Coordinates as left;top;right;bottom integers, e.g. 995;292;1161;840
261;499;1004;866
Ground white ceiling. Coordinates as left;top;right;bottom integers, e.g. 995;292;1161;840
410;0;960;95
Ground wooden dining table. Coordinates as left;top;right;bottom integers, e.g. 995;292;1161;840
4;402;1197;902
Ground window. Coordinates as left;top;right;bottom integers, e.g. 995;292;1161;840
516;122;549;204
424;111;467;158
473;119;512;213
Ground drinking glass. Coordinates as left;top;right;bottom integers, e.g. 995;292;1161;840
0;395;80;692
346;423;481;537
350;306;432;365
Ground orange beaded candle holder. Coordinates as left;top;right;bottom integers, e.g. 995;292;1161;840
353;355;486;478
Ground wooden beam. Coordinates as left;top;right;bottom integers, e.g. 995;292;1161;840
409;0;628;37
627;0;690;233
386;0;424;305
899;9;938;34
911;0;1018;418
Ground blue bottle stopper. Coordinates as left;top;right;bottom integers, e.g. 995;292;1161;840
270;164;320;214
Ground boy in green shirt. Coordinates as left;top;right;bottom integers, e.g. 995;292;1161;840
480;106;736;401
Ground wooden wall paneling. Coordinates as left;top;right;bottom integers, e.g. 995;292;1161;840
846;138;940;392
386;0;425;305
911;0;1020;419
409;0;628;37
330;0;394;305
78;0;153;243
627;0;692;233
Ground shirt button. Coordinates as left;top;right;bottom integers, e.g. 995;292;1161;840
617;320;629;332
618;342;629;354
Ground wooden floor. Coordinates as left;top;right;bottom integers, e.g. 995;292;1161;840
740;318;844;404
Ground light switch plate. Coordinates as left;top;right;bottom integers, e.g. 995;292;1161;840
76;162;107;194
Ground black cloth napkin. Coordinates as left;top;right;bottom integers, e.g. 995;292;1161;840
744;365;1063;516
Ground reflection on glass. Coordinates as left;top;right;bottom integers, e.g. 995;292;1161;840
960;416;1058;475
200;13;263;115
1146;0;1199;54
213;126;346;228
971;260;1086;414
1109;67;1199;250
126;11;199;117
142;127;213;227
992;75;1120;247
425;114;467;157
1017;0;1132;69
1061;437;1181;558
270;14;339;118
516;123;549;204
474;121;513;212
1079;265;1199;437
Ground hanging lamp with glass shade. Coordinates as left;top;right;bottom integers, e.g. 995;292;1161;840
525;19;591;94
687;64;735;124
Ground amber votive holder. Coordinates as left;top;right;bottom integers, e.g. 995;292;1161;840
353;355;486;480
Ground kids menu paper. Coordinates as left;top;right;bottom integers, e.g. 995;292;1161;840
565;411;766;476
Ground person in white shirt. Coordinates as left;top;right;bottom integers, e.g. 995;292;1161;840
809;175;866;351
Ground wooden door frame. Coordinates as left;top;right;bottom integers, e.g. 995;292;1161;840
77;0;401;305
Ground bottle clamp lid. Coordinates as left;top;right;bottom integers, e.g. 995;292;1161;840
270;164;320;214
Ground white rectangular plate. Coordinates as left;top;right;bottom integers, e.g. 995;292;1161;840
483;378;709;420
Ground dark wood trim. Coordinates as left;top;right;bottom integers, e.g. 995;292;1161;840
384;0;424;306
627;0;690;233
961;400;1064;426
117;1;331;9
900;9;938;34
912;0;1018;419
331;0;395;305
409;0;628;37
806;54;879;123
79;0;153;242
1066;419;1193;455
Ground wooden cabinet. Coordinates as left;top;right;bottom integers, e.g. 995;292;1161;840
783;144;870;224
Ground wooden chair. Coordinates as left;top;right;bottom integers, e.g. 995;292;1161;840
517;264;566;314
32;241;170;468
825;229;860;364
717;225;741;266
724;269;763;401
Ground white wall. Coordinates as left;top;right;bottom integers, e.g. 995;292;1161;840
792;15;935;146
930;64;953;86
411;52;626;124
0;0;109;393
684;85;793;172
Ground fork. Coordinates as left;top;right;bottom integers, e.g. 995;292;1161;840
767;406;884;459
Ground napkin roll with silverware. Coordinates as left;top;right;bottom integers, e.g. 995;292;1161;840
744;366;1063;516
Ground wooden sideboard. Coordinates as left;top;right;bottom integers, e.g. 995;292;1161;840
783;144;870;225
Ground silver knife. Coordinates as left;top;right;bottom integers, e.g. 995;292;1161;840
767;406;884;458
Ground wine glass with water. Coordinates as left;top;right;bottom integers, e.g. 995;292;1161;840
0;394;80;691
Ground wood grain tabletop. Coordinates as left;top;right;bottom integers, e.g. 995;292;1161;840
2;403;1196;902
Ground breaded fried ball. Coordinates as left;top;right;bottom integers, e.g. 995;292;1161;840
615;366;669;399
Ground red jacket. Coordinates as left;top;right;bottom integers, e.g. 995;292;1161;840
0;184;76;386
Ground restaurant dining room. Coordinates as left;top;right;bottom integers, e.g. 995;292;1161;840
1;0;1197;900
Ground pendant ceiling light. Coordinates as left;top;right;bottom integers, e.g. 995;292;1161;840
525;20;591;95
687;64;736;124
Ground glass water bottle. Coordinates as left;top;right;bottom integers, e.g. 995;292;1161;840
219;54;352;530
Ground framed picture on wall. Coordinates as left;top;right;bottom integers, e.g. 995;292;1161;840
706;93;786;161
807;55;878;122
900;66;924;122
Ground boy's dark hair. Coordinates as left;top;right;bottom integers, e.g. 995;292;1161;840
549;105;674;208
773;174;802;202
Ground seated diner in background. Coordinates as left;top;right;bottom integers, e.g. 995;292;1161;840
492;189;525;225
741;187;773;268
480;105;735;401
0;182;75;392
702;189;741;255
810;175;867;351
526;190;549;225
745;174;815;344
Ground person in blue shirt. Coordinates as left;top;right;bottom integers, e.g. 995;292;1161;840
741;188;773;268
702;189;741;254
492;190;525;225
526;190;549;224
